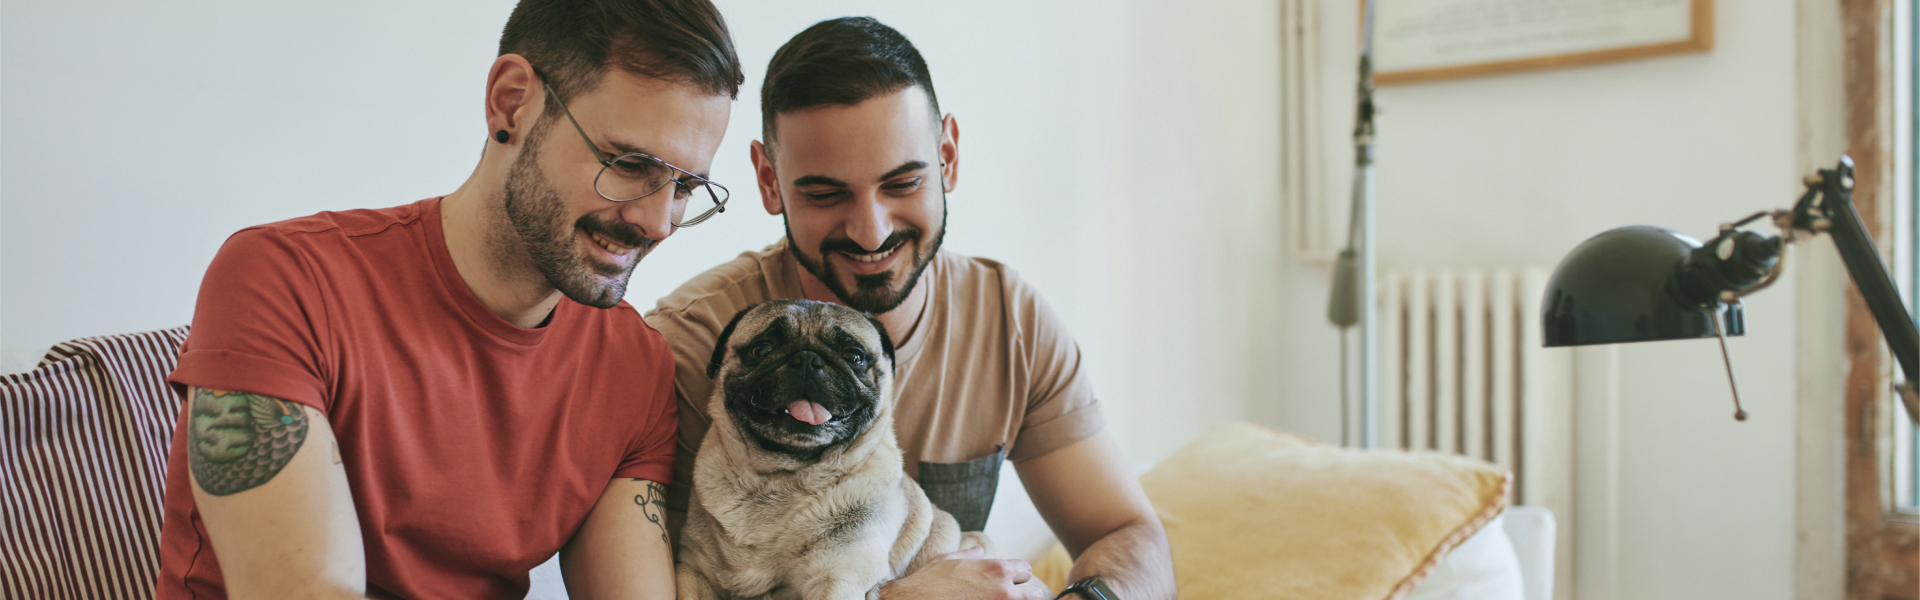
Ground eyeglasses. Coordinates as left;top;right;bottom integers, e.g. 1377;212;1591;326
541;81;728;227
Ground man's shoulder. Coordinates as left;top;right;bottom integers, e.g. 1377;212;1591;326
645;240;794;336
223;199;434;260
933;249;1040;304
929;250;1068;346
241;199;430;239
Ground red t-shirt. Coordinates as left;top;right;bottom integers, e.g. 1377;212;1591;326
158;197;676;599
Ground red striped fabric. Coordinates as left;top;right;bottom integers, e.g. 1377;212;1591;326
2;327;191;600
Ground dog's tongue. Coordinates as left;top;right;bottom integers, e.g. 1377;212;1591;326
787;399;832;426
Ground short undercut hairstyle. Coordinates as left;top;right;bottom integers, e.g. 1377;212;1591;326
499;0;744;114
760;17;939;150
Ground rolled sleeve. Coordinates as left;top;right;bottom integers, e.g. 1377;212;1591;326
1004;266;1105;462
167;228;333;413
1010;398;1107;462
613;347;680;484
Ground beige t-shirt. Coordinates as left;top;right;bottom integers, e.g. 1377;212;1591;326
644;239;1104;531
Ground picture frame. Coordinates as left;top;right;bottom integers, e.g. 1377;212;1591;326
1371;0;1713;85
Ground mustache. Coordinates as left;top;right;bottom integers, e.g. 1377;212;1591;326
576;214;656;251
819;229;919;256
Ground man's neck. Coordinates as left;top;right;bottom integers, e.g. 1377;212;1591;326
439;183;564;329
793;252;929;348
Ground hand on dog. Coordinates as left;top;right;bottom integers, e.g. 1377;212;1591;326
878;547;1052;600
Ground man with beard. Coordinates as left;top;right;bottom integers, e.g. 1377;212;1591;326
645;18;1175;600
155;1;739;598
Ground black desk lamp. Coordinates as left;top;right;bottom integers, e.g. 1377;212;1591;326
1542;157;1920;422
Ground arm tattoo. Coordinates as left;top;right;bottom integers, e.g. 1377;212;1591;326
188;388;309;496
635;480;669;545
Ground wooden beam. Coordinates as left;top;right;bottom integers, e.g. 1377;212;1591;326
1841;0;1920;597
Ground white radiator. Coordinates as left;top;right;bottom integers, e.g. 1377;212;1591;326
1378;268;1573;518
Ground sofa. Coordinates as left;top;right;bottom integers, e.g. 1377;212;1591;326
4;328;1553;600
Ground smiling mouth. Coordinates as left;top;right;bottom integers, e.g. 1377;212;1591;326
839;245;897;264
586;230;638;255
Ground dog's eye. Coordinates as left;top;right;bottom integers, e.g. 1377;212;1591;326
748;343;773;360
841;349;868;366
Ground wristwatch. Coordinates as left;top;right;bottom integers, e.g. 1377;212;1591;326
1056;576;1117;600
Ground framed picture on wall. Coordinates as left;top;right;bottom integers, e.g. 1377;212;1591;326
1371;0;1713;85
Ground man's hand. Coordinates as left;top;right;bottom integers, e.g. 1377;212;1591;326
879;547;1052;600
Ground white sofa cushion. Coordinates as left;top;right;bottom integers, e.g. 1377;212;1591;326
1404;513;1525;600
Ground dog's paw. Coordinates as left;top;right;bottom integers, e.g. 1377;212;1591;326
958;531;995;558
674;564;723;600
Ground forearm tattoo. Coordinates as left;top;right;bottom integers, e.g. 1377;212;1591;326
635;480;669;545
188;388;309;496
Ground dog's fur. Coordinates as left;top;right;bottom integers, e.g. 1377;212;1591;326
675;300;986;600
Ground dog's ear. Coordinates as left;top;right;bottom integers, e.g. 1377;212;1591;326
863;314;895;371
708;307;754;379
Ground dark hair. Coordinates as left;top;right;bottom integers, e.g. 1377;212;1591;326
760;17;939;148
499;0;744;113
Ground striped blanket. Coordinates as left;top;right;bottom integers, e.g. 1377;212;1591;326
1;327;191;600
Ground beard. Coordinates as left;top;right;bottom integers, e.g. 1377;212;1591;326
787;199;946;315
497;120;656;309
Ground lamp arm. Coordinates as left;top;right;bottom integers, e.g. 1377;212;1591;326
1796;158;1920;385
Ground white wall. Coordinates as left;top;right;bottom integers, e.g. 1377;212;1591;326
1268;1;1808;599
0;0;1285;464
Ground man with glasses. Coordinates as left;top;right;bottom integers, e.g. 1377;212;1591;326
647;18;1175;600
155;1;738;598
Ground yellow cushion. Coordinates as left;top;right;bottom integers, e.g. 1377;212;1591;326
1034;422;1509;599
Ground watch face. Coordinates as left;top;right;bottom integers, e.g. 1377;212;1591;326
1066;577;1115;600
1088;578;1116;600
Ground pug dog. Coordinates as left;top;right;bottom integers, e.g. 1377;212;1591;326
676;300;987;600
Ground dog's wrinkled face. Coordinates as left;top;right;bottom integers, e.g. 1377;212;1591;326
708;300;896;459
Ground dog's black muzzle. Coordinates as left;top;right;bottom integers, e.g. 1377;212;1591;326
724;346;881;457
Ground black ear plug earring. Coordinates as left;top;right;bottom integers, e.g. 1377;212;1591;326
494;130;510;144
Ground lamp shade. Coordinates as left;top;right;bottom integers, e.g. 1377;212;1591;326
1543;225;1729;347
